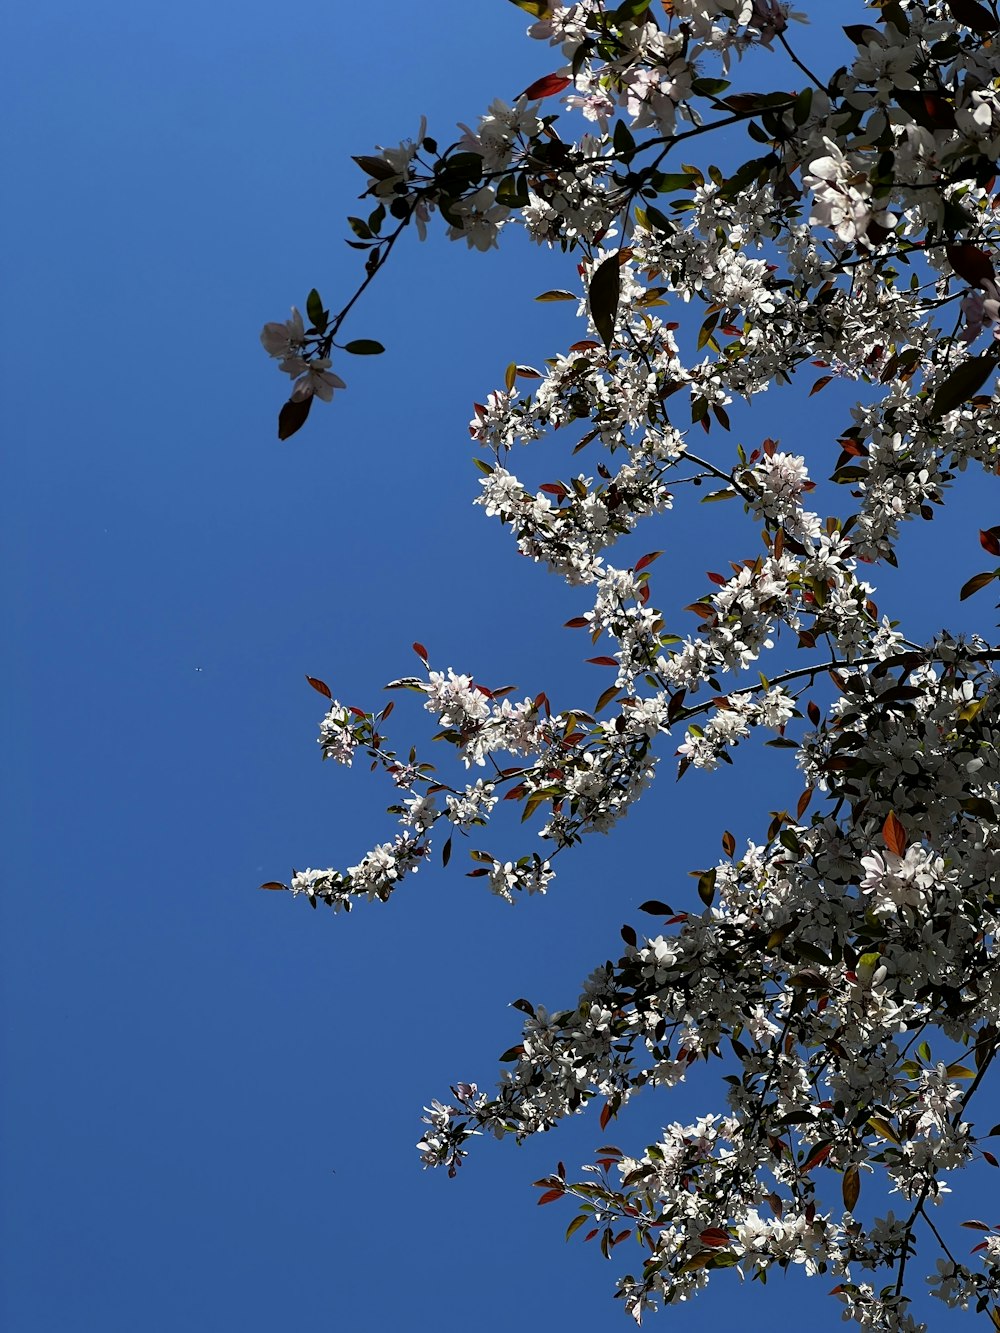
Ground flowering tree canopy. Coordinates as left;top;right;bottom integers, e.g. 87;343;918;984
260;2;1000;1328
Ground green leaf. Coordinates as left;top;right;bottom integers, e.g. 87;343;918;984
589;254;621;350
566;1214;588;1241
691;77;730;96
697;867;717;907
612;118;636;160
610;0;652;18
651;172;697;193
343;339;385;355
306;288;327;332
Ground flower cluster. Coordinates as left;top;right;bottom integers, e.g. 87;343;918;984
263;2;1000;1327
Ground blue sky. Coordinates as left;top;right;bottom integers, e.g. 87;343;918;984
4;3;998;1331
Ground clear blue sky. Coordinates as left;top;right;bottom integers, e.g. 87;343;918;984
4;4;997;1331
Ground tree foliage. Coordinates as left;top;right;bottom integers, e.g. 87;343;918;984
260;2;1000;1327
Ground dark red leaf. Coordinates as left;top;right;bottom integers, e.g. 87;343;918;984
947;243;996;289
413;642;429;663
259;881;288;891
700;1228;731;1247
536;1188;565;1205
278;394;312;440
306;675;333;699
980;527;1000;556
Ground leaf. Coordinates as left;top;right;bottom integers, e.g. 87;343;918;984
536;1188;564;1205
306;288;327;331
960;570;999;600
507;0;549;14
535;289;577;301
521;72;571;101
638;899;673;915
278;394;312;440
306;675;333;699
595;684;620;713
634;550;663;572
587;656;619;667
352;154;398;182
882;810;908;857
868;1117;901;1145
589;253;621;351
946;0;998;34
947;243;996;289
442;836;452;868
413;642;429;663
843;1164;861;1211
980;526;1000;556
699;1228;731;1247
259;881;288;891
566;1214;588;1241
697;867;717;908
343;339;385;355
931;355;998;418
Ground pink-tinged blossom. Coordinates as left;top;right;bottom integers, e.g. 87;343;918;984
260;307;305;360
288;358;346;403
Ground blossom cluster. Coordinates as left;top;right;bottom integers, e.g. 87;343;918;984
263;1;1000;1328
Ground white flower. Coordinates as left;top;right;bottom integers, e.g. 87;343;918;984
288;358;346;403
260;307;305;359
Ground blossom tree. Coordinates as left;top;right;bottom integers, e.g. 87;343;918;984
259;1;1000;1328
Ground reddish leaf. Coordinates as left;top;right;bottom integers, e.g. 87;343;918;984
306;675;333;699
801;1143;832;1173
810;375;833;396
984;1151;999;1167
564;616;589;628
259;881;288;891
587;656;619;667
413;642;429;663
634;550;663;572
883;811;908;857
947;243;996;289
699;1228;731;1247
721;830;736;857
521;72;572;100
843;1164;861;1211
980;527;1000;556
278;394;312;440
536;1188;565;1205
599;1101;614;1130
960;569;1000;600
796;786;814;820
